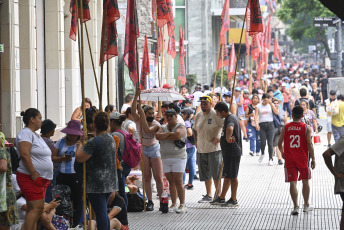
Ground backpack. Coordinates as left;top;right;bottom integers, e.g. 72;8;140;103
8;146;20;173
127;193;144;212
51;184;73;218
114;130;142;168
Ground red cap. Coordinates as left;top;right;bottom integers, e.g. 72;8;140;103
162;83;173;89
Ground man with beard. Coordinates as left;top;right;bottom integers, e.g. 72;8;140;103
193;96;224;203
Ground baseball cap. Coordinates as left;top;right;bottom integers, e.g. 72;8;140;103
181;108;193;116
305;79;309;82
330;90;337;95
162;83;173;89
198;95;212;103
282;83;287;87
243;89;249;94
109;112;122;120
165;109;177;115
235;87;241;92
223;91;232;97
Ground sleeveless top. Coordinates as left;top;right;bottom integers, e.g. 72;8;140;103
235;96;245;116
284;122;308;168
160;123;187;159
135;120;160;147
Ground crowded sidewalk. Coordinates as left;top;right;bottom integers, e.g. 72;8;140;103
127;107;342;230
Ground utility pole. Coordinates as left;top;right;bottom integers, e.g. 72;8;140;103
334;18;343;77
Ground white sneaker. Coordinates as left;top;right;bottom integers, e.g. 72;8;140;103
176;204;187;214
291;206;299;215
303;205;314;212
256;152;261;156
258;154;265;163
169;204;177;212
268;159;273;166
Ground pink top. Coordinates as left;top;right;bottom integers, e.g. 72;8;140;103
135;120;161;147
283;89;290;103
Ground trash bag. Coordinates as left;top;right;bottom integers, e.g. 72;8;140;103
51;184;73;218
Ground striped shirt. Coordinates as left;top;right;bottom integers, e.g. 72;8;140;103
54;138;77;174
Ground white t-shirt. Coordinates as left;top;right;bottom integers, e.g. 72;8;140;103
121;104;130;113
192;91;204;108
258;104;274;123
54;138;77;174
16;127;53;180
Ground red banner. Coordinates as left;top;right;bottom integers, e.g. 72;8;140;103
69;0;91;41
167;34;176;59
246;0;263;36
166;0;175;37
178;26;186;85
124;0;140;85
228;41;236;80
104;0;120;24
152;0;170;28
251;34;261;60
245;29;250;56
217;35;229;70
140;35;150;90
274;37;282;62
264;15;271;52
158;29;163;56
220;0;230;35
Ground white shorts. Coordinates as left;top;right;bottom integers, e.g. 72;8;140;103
162;158;187;173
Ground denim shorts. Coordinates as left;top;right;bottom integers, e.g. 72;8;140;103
142;142;161;158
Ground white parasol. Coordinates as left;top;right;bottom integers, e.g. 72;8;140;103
140;88;185;102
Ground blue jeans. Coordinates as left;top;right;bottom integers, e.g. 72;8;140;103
283;102;291;117
332;124;344;142
88;193;111;230
118;162;131;207
183;146;196;185
248;122;261;153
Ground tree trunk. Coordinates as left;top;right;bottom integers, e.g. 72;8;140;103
316;28;331;57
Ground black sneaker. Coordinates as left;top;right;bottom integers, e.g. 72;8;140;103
146;200;154;211
198;195;212;203
278;159;283;165
221;198;238;207
210;197;225;205
194;175;199;180
184;184;194;190
328;144;331;148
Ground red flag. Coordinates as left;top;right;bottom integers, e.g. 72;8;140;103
158;29;163;56
256;52;265;80
124;0;140;85
264;15;271;51
274;37;282;62
228;40;236;80
167;34;177;59
152;0;170;28
178;26;186;85
140;35;150;90
217;35;229;70
166;0;175;37
245;29;250;56
246;0;263;36
100;0;120;65
251;34;261;60
69;0;91;41
220;0;230;35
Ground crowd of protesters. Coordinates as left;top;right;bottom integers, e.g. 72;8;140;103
1;61;344;229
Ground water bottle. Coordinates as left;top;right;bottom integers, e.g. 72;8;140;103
160;192;169;213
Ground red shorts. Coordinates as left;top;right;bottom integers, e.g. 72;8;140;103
16;171;51;201
284;167;311;182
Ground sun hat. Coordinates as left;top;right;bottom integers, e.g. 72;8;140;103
41;119;57;134
61;120;83;136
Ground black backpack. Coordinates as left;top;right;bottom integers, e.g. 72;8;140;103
127;193;144;212
7;146;20;173
51;184;73;218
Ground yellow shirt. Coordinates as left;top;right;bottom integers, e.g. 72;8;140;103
332;101;344;127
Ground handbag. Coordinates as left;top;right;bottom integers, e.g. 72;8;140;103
174;140;186;148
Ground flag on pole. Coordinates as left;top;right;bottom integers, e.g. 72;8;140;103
140;35;150;90
166;0;175;37
178;26;186;85
152;0;170;28
69;0;91;41
217;35;229;70
124;0;140;85
274;37;282;62
251;34;261;60
100;0;120;65
158;28;163;56
167;34;176;58
228;40;236;80
264;15;271;52
245;29;250;56
246;0;263;36
220;0;230;35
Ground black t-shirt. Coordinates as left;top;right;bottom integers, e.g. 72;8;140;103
108;195;128;225
320;78;328;91
311;89;321;102
220;114;242;157
294;97;315;110
247;105;256;123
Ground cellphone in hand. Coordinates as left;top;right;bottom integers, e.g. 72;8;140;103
55;195;63;202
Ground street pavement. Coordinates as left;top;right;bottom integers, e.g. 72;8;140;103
128;106;342;229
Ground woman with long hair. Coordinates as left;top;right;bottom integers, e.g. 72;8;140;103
246;94;261;156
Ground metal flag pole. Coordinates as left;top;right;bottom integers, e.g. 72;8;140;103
99;6;108;112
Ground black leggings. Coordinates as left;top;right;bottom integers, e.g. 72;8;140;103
340;193;344;213
56;172;83;227
259;122;275;160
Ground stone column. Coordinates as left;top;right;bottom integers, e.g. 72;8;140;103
0;0;22;137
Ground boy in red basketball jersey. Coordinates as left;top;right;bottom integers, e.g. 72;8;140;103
278;106;316;215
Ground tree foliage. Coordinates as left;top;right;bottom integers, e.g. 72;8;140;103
277;0;335;55
185;74;197;91
212;70;229;89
